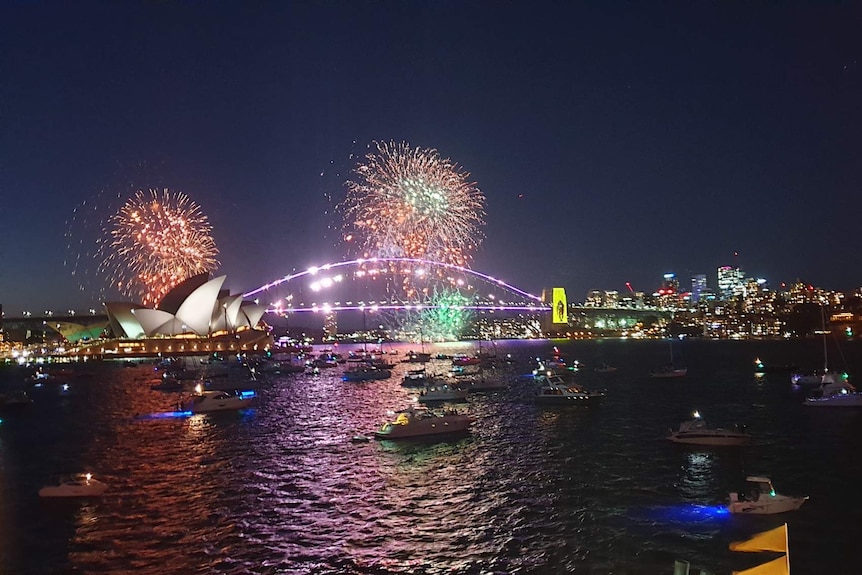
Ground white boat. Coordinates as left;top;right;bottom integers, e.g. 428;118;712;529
39;473;108;497
728;476;808;514
181;389;256;413
667;411;751;446
415;383;468;404
803;377;862;407
374;406;474;439
534;374;604;404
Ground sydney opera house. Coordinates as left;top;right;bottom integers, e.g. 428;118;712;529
67;273;273;359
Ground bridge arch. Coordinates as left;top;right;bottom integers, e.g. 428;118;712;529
243;257;550;313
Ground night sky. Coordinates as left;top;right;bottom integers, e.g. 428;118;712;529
2;1;861;314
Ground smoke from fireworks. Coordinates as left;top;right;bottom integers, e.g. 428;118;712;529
341;141;486;267
101;188;219;306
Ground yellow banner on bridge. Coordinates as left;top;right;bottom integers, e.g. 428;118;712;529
552;287;567;324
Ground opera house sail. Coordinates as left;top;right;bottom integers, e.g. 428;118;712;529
71;273;272;359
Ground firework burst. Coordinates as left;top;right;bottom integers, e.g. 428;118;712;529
341;141;486;268
101;188;219;306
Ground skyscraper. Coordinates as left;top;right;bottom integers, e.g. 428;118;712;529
717;266;744;300
691;274;707;303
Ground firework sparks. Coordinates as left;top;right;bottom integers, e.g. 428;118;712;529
341;141;486;267
102;188;219;306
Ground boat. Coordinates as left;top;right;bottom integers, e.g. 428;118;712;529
374;406;474;439
802;377;862;407
451;354;481;367
2;389;33;406
415;383;468;404
342;365;391;381
791;305;848;389
594;363;617;374
402;368;430;387
180;389;256;413
150;378;183;391
651;337;687;378
39;473;108;497
534;374;604;404
403;350;432;363
728;476;808;514
458;375;508;393
667;411;751;446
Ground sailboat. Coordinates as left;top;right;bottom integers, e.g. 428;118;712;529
403;328;431;363
650;337;687;379
791;304;848;390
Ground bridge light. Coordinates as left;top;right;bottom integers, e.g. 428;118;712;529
308;266;319;275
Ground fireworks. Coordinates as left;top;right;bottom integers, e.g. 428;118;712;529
341;141;486;267
101;188;219;306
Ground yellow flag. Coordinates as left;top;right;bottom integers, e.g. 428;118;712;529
732;555;789;575
729;524;787;553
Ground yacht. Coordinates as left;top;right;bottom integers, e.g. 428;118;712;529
374;406;474;439
181;389;256;413
534;374;604;404
39;473;108;498
728;476;808;514
667;411;751;446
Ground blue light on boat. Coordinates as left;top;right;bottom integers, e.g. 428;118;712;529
239;390;256;399
135;410;193;420
639;504;730;523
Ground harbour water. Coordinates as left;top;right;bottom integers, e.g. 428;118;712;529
2;338;861;574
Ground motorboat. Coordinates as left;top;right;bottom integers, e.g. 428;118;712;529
667;411;751;446
803;377;862;407
534;374;604;404
374;406;474;439
39;473;108;498
728;476;808;514
415;383;468;404
342;365;391;381
180;389;256;413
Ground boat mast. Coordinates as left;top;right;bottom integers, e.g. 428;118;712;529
821;304;828;373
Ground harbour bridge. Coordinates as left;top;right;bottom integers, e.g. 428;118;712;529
241;257;555;339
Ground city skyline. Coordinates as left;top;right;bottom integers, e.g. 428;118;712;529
2;2;861;312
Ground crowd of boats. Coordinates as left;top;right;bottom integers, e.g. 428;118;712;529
6;343;840;515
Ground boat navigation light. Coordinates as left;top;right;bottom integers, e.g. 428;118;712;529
85;473;92;482
194;383;202;394
693;410;701;419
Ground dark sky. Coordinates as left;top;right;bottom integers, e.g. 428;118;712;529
2;1;861;313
